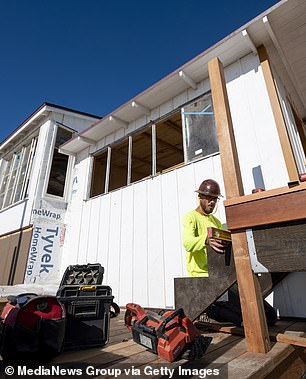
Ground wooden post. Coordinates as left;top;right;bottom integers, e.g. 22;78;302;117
208;57;271;353
258;45;299;183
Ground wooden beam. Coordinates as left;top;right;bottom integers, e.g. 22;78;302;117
258;45;299;183
276;333;306;348
208;57;244;199
226;185;306;230
231;232;271;353
208;57;271;353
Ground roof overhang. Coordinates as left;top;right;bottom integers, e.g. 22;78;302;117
0;103;101;157
60;0;306;155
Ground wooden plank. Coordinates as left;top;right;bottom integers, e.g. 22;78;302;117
174;245;236;320
224;181;306;207
271;354;306;379
208;57;244;200
226;185;306;230
252;222;306;272
258;45;299;183
228;342;295;379
276;333;306;347
208;56;271;354
232;232;271;353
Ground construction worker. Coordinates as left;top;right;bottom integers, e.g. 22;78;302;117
182;179;277;326
182;179;227;277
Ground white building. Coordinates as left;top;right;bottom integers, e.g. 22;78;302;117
0;103;101;285
59;0;306;316
1;0;306;318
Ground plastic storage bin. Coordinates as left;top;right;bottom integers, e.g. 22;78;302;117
57;264;113;351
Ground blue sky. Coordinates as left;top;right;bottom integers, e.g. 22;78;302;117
0;0;279;143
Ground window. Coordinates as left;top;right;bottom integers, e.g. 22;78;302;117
182;94;218;162
90;150;108;197
131;127;152;183
89;94;218;198
155;112;184;173
46;127;73;197
0;139;37;210
108;139;129;192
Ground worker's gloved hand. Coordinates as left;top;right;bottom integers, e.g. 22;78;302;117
206;237;229;254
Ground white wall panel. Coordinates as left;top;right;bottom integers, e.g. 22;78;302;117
97;195;111;283
132;180;148;305
118;185;134;305
106;190;122;301
86;197;101;263
76;201;91;264
161;170;184;307
211;155;227;225
225;53;288;194
0;200;32;235
147;176;165;308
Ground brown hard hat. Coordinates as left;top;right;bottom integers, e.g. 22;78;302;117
195;179;223;197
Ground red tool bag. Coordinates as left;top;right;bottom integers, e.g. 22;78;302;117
0;294;66;361
125;303;212;362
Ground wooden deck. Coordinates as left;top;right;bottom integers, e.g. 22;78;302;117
51;311;306;379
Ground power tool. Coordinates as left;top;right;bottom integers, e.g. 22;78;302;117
125;303;212;362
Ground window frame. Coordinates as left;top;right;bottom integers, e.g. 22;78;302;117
88;90;215;199
0;138;37;211
44;123;74;201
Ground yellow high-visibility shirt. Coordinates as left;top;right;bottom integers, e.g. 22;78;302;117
182;210;222;277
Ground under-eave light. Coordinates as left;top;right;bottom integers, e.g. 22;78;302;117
131;101;151;115
178;70;197;90
108;115;129;128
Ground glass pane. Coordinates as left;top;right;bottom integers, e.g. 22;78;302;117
156;112;184;173
46;127;73;197
91;151;108;197
0;160;11;209
3;151;22;208
183;94;219;162
55;128;73;147
14;144;31;203
46;150;69;197
108;140;128;192
131;127;152;183
0;160;12;196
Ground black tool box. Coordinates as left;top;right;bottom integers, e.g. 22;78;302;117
57;263;113;351
60;263;104;286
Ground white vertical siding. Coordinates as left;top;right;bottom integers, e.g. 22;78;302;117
118;185;134;306
64;155;227;308
62;53;305;313
132;180;148;305
107;190;123;301
161;170;185;307
147;176;165;308
225;53;289;194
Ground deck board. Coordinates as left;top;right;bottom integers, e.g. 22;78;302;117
3;311;304;378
